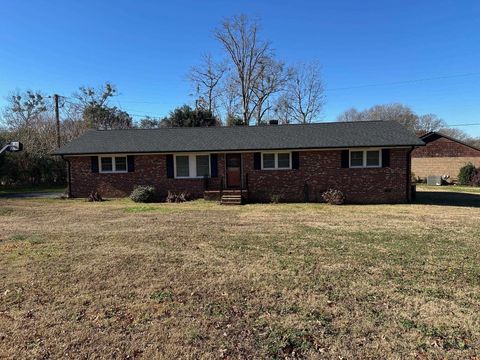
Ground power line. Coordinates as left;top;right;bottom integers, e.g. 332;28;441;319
327;71;480;91
445;123;480;127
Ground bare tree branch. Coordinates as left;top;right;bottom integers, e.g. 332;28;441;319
214;14;273;125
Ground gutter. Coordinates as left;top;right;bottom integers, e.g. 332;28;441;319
61;155;72;198
54;143;426;157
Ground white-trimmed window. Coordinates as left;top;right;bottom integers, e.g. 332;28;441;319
349;149;381;168
175;154;210;178
262;152;291;170
99;156;128;173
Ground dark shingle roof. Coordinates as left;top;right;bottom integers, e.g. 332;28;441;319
54;120;424;155
420;131;480;151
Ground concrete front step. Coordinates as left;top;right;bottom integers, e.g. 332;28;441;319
204;189;248;202
220;195;243;205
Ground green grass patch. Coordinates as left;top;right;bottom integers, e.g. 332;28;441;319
0;207;14;215
123;205;180;213
150;290;173;302
9;234;45;245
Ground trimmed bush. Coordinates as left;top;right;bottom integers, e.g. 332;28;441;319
87;191;103;202
166;191;192;203
322;189;345;205
458;163;476;185
130;185;156;203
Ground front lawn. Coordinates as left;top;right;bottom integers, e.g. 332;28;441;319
0;195;479;358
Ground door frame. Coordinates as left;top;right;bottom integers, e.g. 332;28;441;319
225;153;243;189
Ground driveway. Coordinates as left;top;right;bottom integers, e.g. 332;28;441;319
0;191;64;199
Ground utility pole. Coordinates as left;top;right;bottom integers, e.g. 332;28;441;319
54;94;60;148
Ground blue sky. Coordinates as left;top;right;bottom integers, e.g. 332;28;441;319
1;0;479;135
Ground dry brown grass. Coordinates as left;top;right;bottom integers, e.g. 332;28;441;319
0;194;479;359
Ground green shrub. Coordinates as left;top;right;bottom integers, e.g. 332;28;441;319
458;163;476;185
130;185;156;203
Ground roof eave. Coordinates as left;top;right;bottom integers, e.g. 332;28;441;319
55;143;425;156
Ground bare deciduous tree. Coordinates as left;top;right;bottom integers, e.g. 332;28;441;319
2;90;49;128
273;95;294;124
73;82;116;107
336;107;364;122
336;104;447;134
416;113;446;134
252;58;290;125
189;54;227;114
219;75;242;123
284;62;325;124
214;14;273;125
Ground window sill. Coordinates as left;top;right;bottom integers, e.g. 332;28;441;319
349;166;381;169
99;171;128;174
174;176;211;179
260;168;292;171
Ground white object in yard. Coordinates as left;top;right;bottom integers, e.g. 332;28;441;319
427;175;442;186
0;141;23;155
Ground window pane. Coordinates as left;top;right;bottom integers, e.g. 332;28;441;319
176;156;189;177
115;157;127;171
196;155;210;177
277;153;290;168
350;151;363;167
101;157;113;171
366;151;380;167
263;153;275;168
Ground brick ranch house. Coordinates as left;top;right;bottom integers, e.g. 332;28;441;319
54;121;424;204
412;132;480;182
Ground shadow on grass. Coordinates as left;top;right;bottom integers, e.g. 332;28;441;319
415;191;480;207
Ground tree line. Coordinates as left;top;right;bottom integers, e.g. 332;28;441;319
1;14;479;188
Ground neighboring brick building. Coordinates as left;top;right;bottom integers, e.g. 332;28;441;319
412;132;480;181
55;121;424;204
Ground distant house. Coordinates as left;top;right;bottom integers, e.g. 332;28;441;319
412;132;480;181
54;121;424;204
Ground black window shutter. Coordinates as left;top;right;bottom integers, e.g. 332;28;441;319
292;151;300;169
91;156;99;173
166;154;174;178
341;150;349;168
210;154;218;177
254;152;261;170
382;149;390;168
127;155;135;172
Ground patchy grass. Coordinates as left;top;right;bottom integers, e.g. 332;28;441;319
0;194;479;358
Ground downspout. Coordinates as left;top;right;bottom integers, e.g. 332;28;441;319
61;155;72;198
406;147;414;203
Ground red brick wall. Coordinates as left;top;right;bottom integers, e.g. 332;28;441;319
66;148;411;204
243;149;410;203
67;154;224;199
412;135;480;158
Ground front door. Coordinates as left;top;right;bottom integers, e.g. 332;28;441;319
226;153;242;188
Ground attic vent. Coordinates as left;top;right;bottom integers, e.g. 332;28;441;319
269;120;279;125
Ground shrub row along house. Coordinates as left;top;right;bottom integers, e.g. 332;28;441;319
54;121;424;204
411;131;480;182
